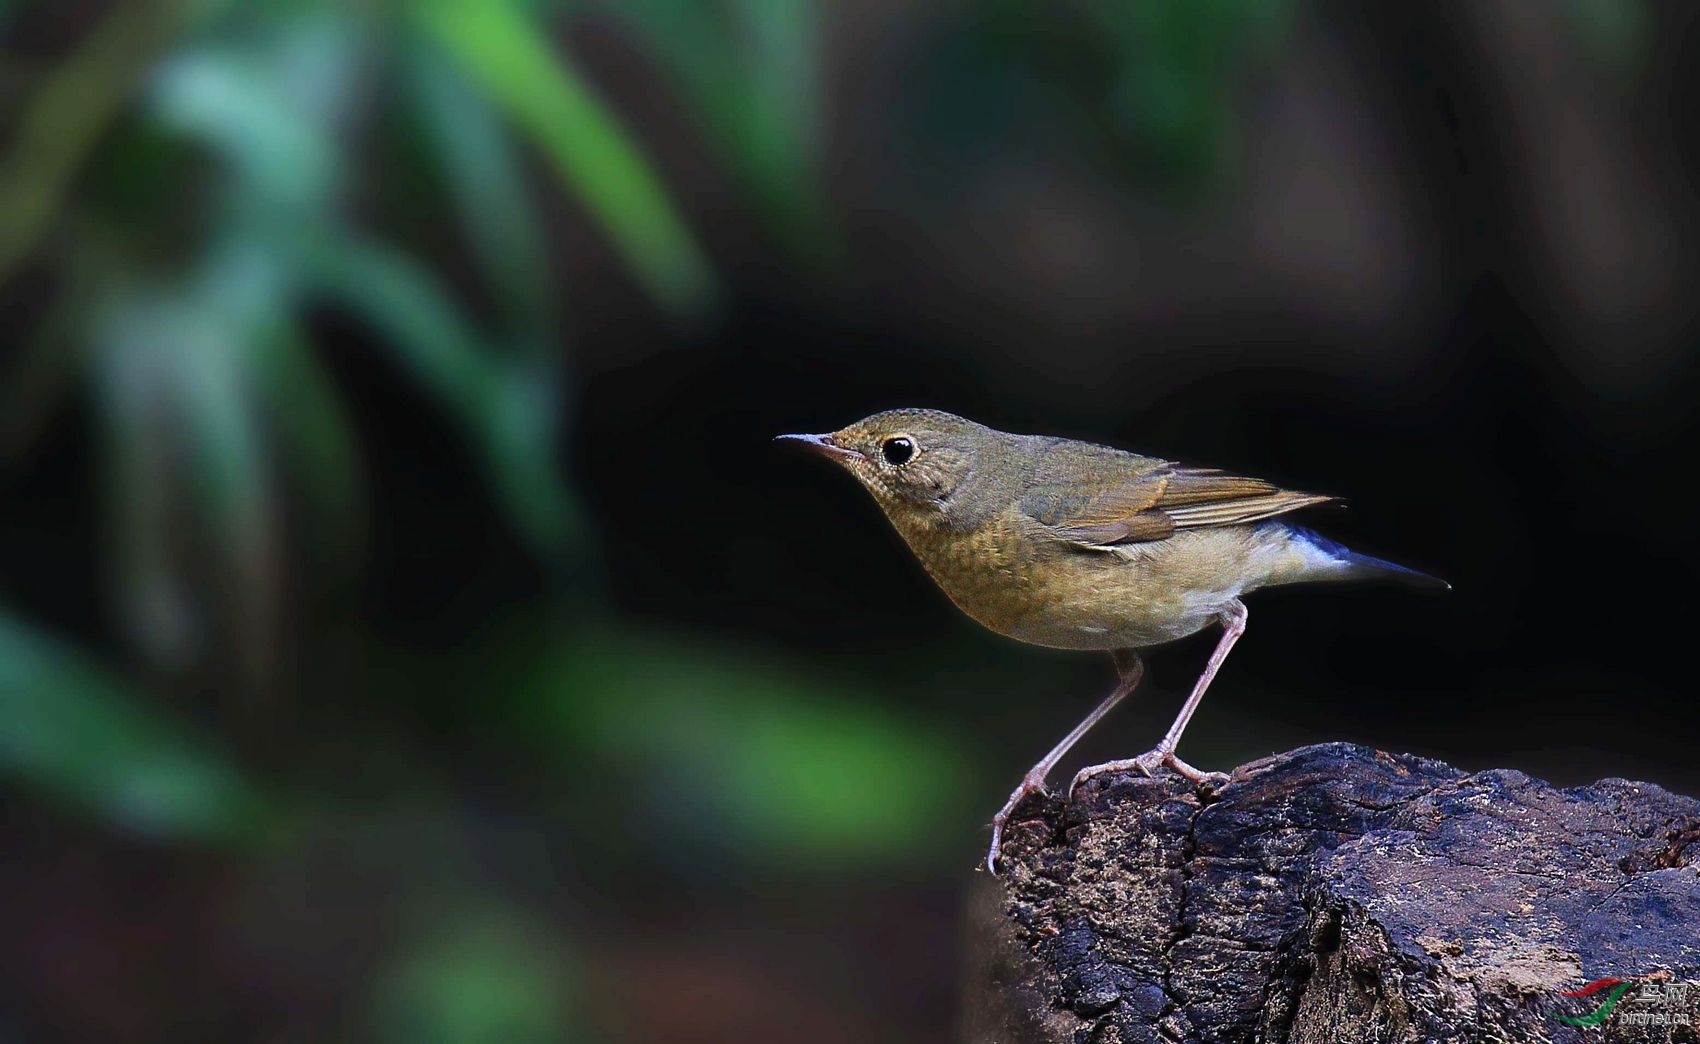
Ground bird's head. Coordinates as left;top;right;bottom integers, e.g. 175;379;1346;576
776;408;1000;523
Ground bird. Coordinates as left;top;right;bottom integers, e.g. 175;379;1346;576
777;408;1446;873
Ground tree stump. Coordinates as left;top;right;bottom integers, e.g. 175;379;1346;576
963;743;1700;1043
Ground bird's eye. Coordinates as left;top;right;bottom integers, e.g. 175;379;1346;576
881;436;916;466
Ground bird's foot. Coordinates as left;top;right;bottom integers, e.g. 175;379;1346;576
986;771;1051;874
1067;749;1166;802
1068;747;1230;801
1166;754;1231;789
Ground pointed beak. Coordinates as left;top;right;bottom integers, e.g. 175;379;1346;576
774;432;863;464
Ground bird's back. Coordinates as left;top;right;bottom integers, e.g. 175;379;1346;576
1009;434;1172;530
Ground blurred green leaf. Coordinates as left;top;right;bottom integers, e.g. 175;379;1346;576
89;250;286;677
150;43;341;218
256;319;368;553
372;905;577;1044
404;46;557;341
1565;0;1650;81
0;608;269;842
90;286;198;667
484;357;581;558
312;238;578;555
0;0;180;285
1101;0;1291;186
508;626;977;868
414;0;716;315
175;253;284;678
313;240;498;411
173;259;275;548
979;0;1290;192
611;0;831;261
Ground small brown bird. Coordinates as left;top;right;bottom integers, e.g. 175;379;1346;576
778;409;1445;872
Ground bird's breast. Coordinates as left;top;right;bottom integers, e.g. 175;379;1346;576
888;512;1045;639
887;510;1260;650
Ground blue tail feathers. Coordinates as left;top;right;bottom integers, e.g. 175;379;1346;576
1287;526;1451;591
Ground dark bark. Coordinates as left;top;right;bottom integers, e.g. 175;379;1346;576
962;743;1700;1043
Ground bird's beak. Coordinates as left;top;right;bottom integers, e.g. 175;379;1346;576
774;432;863;464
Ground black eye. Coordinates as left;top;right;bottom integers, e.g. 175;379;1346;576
881;436;916;466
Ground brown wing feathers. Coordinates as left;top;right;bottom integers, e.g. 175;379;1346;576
1050;466;1336;548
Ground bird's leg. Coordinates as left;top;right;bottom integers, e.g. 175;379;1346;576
1069;601;1247;797
986;650;1143;873
1149;599;1246;770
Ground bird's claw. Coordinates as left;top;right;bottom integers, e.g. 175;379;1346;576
1068;748;1230;801
1067;750;1166;802
1165;754;1231;788
989;753;1233;871
1129;751;1165;778
985;773;1052;874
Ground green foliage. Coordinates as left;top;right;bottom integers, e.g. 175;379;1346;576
607;0;832;261
372;905;582;1044
0;0;179;283
1564;0;1651;82
1104;0;1292;183
0;608;270;841
505;625;977;869
89;259;283;668
416;0;716;315
402;44;556;341
309;237;580;556
3;1;641;677
255;317;368;555
975;0;1293;192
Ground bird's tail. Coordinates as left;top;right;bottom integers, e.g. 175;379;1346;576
1283;525;1451;591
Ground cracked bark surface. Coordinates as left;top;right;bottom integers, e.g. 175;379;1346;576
962;743;1700;1043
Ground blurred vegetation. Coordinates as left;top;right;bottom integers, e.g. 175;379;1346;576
979;0;1293;192
0;605;268;840
0;1;944;1038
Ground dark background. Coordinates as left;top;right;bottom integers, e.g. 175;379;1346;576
2;1;1697;1041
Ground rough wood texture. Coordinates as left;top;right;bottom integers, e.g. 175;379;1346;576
963;743;1700;1043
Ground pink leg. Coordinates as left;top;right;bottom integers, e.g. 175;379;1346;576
986;650;1142;873
1068;600;1247;797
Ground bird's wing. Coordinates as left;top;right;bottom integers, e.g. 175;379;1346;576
1024;464;1338;549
